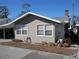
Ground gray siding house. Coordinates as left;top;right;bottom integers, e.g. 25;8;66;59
0;12;64;43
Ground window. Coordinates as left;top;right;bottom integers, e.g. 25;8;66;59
16;25;21;35
22;25;27;35
45;25;52;36
22;30;27;34
37;25;44;35
17;29;21;34
16;24;27;35
37;24;53;36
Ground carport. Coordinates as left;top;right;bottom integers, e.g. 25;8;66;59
0;28;14;39
0;23;15;39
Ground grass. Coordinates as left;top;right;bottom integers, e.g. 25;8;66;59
0;41;78;56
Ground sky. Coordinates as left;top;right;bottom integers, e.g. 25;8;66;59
0;0;79;20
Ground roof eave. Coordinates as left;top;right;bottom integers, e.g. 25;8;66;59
0;12;61;27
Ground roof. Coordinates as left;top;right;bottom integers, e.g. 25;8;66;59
73;16;79;24
0;12;61;27
0;18;11;25
54;17;69;23
54;16;79;26
76;23;79;26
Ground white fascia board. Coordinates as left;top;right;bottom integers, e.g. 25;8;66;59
28;12;61;23
64;20;69;23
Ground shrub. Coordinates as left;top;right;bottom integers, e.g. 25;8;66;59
42;42;48;46
48;42;56;46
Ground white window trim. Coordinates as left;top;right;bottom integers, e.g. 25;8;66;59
22;24;28;36
36;25;44;36
45;24;54;37
16;24;28;36
36;24;54;37
15;25;22;36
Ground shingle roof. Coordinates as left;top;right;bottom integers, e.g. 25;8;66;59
0;12;61;28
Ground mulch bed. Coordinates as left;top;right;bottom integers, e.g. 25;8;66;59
0;41;78;56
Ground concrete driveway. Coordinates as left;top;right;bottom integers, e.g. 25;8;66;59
0;45;77;59
0;45;33;59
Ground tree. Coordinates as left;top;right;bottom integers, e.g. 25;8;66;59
18;3;31;17
0;6;9;18
22;3;31;12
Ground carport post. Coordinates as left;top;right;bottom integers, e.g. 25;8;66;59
3;29;5;39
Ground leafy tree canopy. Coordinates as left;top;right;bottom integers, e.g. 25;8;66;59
0;6;9;18
18;3;31;17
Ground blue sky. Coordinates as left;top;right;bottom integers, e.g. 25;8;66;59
0;0;79;19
